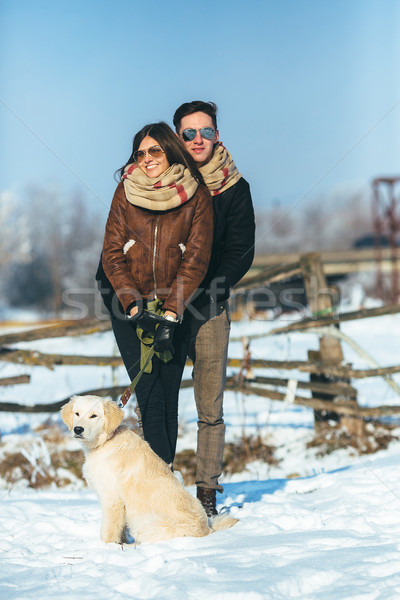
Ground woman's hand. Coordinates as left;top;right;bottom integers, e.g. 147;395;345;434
131;305;175;319
130;305;139;318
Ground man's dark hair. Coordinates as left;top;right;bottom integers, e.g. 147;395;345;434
173;101;218;133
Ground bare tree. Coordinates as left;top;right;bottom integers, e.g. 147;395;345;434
3;185;103;317
256;183;372;254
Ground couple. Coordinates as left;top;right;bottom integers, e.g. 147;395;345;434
97;101;255;516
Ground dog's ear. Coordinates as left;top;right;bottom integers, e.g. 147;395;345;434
103;400;124;435
61;398;75;430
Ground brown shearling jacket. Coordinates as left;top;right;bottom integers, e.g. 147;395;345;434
102;182;213;317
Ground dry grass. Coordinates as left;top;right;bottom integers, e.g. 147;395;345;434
306;421;400;456
0;423;85;489
0;450;51;488
174;435;279;485
223;435;279;475
173;449;197;485
1;418;398;489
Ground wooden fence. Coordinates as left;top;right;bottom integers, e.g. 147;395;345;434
1;252;399;436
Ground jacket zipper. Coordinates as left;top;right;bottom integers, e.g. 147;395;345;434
152;217;159;298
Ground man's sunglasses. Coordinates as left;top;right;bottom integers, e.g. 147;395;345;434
133;145;164;163
182;127;216;142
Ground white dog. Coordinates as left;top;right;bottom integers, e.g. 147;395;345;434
61;395;238;545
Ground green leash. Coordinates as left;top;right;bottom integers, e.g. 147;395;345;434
119;346;155;407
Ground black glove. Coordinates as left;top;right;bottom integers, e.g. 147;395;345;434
134;309;171;334
127;302;158;333
153;318;177;354
135;310;158;333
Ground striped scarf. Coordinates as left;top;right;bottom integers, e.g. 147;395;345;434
123;163;199;211
200;142;242;196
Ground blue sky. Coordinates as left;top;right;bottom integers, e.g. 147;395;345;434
1;0;400;222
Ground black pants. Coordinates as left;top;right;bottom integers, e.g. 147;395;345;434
111;315;190;465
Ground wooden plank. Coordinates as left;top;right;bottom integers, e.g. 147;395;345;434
268;303;400;336
224;381;400;418
252;375;358;398
300;253;343;362
322;260;400;275
0;375;30;386
226;357;400;378
252;247;400;267
0;348;123;368
236;263;301;290
0;319;112;347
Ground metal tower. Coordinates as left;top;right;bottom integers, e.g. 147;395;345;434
372;177;400;303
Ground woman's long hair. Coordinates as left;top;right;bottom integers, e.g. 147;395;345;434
115;121;205;185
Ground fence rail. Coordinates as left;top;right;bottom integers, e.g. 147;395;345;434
251;247;400;275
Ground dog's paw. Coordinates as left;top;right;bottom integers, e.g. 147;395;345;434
210;512;239;532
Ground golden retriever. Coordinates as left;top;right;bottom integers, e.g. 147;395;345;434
61;395;238;544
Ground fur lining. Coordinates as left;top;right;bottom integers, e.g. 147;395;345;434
123;239;136;254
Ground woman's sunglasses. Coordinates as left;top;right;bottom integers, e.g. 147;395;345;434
133;145;164;163
182;127;216;142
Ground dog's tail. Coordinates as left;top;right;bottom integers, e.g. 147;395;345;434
210;512;239;532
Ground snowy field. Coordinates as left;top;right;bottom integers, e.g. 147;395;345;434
1;302;400;599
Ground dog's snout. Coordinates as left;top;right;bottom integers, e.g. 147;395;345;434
74;426;84;436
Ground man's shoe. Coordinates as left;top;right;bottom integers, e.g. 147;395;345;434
197;487;218;516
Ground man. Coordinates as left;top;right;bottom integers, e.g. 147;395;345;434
173;101;255;515
96;101;255;516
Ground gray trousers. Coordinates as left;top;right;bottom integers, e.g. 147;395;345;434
188;302;231;492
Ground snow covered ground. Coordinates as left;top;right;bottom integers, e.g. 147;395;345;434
1;303;400;599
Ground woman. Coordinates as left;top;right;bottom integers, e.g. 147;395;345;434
102;122;213;467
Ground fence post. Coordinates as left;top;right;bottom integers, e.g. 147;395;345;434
300;253;365;436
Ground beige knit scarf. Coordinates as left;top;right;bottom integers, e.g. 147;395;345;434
200;142;242;196
123;163;199;211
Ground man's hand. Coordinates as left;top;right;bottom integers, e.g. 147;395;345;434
164;310;177;319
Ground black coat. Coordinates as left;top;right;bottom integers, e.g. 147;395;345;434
191;176;255;308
